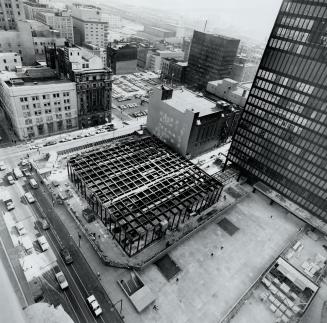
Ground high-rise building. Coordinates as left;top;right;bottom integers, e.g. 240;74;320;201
147;86;241;157
185;31;240;89
0;20;35;65
34;11;74;43
0;67;78;139
227;0;327;220
0;0;25;30
45;43;112;129
107;43;138;75
71;4;108;48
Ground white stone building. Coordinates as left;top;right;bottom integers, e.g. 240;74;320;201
34;11;74;43
206;78;251;107
0;53;22;71
0;67;78;139
71;4;108;48
149;50;184;73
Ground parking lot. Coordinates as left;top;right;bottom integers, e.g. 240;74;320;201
112;71;161;122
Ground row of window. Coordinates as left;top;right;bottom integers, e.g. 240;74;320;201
24;112;73;125
231;154;326;218
20;92;70;102
232;138;326;192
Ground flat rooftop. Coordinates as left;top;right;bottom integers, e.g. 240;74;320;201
165;88;222;116
121;186;304;323
5;77;74;87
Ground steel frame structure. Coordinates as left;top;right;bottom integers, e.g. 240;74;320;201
67;136;223;256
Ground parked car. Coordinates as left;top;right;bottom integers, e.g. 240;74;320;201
29;178;38;189
0;161;6;171
54;266;68;290
7;174;15;185
41;219;50;230
22;168;32;177
25;192;36;204
37;235;49;251
21;159;29;167
15;223;26;236
60;247;73;264
87;295;102;317
44;140;57;147
4;198;15;211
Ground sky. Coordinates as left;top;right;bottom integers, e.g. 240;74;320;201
115;0;284;41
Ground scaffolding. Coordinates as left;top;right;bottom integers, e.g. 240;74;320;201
67;136;223;256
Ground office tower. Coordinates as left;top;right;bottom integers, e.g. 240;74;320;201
0;67;78;139
45;43;112;129
107;43;138;75
227;0;327;220
34;11;74;43
0;0;25;30
71;4;108;48
185;30;240;89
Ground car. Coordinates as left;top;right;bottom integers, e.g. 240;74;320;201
54;266;68;290
0;161;6;171
41;219;50;230
22;168;32;177
87;295;102;317
25;192;36;204
52;180;60;187
21;159;29;167
29;178;38;189
37;235;49;251
60;247;73;264
4;198;15;211
15;223;26;236
7;174;15;185
44;140;57;146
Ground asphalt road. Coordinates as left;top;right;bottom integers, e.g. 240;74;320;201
0;123;138;322
0;122;144;168
27;178;124;323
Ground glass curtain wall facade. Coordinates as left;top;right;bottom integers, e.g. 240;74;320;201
227;0;327;220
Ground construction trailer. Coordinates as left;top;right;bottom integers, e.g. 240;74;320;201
67;136;223;256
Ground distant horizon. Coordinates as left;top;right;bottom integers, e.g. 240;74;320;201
102;0;283;42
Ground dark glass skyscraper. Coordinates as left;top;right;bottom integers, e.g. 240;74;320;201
185;31;240;89
227;0;327;220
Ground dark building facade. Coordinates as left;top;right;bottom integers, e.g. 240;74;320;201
185;31;240;89
107;43;137;75
227;0;327;220
45;44;112;128
161;58;187;84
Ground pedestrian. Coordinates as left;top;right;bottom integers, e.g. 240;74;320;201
211;252;214;257
176;278;179;282
221;246;224;250
153;304;158;311
270;215;273;219
97;272;101;280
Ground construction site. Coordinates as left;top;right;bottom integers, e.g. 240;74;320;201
67;135;223;257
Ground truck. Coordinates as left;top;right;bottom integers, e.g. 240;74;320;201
4;197;15;211
54;266;68;290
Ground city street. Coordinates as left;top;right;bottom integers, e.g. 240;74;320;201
0;121;143;322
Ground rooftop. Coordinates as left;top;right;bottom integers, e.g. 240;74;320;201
165;88;222;117
1;67;74;87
